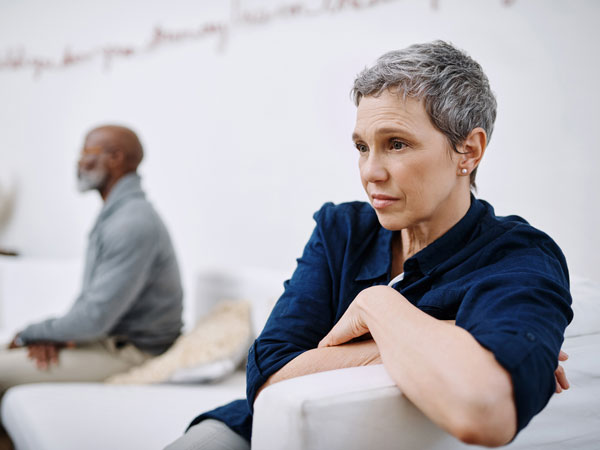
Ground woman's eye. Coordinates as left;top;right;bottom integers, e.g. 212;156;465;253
356;143;368;153
391;140;406;151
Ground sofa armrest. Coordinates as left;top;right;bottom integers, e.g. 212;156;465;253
252;364;469;450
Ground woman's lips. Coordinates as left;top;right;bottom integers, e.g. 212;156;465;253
371;194;399;209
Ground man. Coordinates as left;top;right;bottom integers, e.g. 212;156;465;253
0;124;183;388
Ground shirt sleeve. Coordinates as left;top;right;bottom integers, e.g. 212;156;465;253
246;203;336;410
455;252;573;435
19;219;158;344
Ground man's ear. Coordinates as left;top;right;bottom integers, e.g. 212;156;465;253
457;127;486;174
106;148;126;170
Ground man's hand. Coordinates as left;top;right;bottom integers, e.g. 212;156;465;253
26;341;76;370
8;333;23;349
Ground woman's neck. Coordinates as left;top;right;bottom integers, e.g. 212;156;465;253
391;193;471;276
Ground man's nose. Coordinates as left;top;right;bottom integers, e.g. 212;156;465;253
78;155;95;171
77;156;87;170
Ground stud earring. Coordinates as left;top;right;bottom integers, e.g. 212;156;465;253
461;168;468;175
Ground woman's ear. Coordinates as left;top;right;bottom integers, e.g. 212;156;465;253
457;127;487;175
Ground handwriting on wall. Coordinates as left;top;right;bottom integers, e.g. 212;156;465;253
0;0;518;78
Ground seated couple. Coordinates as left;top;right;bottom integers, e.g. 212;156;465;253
166;41;572;449
1;40;572;450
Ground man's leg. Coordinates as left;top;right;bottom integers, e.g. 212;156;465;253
0;339;151;391
164;419;250;450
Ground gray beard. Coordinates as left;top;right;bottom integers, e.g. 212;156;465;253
77;169;107;192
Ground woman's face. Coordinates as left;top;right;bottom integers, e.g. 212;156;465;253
353;90;466;232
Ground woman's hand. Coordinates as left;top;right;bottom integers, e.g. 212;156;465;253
555;350;569;393
320;287;571;396
318;286;386;348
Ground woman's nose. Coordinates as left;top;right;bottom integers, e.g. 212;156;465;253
361;153;388;183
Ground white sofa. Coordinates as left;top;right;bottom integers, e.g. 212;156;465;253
1;256;599;449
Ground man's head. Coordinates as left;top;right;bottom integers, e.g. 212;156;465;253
77;125;144;198
351;40;497;189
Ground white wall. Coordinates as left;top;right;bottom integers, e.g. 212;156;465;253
1;0;599;283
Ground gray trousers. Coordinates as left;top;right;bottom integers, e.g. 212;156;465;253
164;419;250;450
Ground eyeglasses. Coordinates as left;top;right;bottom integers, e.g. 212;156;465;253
79;145;118;160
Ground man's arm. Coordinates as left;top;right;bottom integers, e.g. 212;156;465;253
7;333;76;369
17;218;157;344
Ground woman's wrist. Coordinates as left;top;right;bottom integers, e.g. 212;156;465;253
357;285;404;324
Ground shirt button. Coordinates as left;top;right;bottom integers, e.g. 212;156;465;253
526;332;536;342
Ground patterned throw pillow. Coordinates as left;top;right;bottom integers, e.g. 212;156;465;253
106;300;252;384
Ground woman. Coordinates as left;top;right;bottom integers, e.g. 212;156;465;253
166;41;572;449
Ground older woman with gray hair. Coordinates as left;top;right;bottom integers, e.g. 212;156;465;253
166;41;572;449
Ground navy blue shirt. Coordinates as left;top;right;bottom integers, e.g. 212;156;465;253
190;197;573;442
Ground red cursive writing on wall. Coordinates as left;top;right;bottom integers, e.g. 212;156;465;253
0;0;519;78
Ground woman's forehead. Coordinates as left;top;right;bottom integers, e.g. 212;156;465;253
353;92;429;138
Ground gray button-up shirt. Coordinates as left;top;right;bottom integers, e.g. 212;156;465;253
20;174;183;355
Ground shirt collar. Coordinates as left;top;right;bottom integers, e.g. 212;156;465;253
354;194;485;282
91;173;144;231
103;172;144;210
411;194;485;276
354;224;394;282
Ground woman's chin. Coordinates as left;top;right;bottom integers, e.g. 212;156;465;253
374;211;407;231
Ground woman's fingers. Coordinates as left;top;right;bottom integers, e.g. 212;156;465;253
555;379;562;394
319;319;354;348
555;363;569;392
319;307;369;348
554;350;570;393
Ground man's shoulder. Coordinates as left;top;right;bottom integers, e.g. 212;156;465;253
100;197;162;242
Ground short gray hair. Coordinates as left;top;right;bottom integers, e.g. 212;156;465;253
351;40;497;188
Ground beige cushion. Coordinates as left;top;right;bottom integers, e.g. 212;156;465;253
106;300;251;384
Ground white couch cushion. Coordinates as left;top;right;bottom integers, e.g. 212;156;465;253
1;372;246;450
564;275;600;338
253;330;600;449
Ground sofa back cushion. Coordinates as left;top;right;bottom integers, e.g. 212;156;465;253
0;257;81;343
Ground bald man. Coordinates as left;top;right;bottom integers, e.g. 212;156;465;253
0;125;183;390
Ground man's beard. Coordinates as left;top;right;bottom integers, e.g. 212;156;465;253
77;168;107;192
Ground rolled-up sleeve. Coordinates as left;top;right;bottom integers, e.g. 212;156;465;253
456;253;573;434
